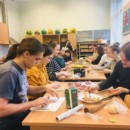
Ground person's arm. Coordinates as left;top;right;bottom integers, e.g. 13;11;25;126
0;97;49;118
27;84;59;98
46;59;61;81
109;87;130;95
97;54;106;66
92;55;102;65
55;71;70;78
0;71;49;118
95;62;111;71
98;61;120;90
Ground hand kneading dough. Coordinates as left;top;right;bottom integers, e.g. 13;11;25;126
108;105;119;114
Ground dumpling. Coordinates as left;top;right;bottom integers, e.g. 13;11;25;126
108;105;119;114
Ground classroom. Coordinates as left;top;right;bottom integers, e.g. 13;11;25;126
0;0;130;130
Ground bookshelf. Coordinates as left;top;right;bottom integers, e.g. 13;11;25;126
34;33;77;49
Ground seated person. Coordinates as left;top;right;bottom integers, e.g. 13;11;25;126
96;45;121;74
91;45;104;65
0;38;58;130
63;49;72;63
91;44;98;59
54;46;66;68
88;41;130;100
92;44;112;68
55;46;71;70
27;45;60;100
46;41;70;81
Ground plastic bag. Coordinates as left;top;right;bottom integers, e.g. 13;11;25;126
75;112;103;121
105;97;128;114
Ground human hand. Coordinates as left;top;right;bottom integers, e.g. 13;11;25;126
44;85;59;98
103;69;112;74
50;82;60;89
86;83;99;93
63;71;71;78
65;65;72;70
31;96;49;108
69;61;72;64
109;87;129;95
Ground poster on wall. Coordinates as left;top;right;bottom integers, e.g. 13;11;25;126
123;8;130;35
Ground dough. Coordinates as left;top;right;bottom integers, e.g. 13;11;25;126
108;105;119;114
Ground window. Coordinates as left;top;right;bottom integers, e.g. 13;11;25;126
111;0;123;44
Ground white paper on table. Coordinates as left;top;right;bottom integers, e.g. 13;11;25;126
30;97;65;112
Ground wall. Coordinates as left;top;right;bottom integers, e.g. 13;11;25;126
0;44;8;57
2;0;111;41
19;0;110;39
0;0;21;58
122;0;130;44
6;0;21;42
0;3;3;22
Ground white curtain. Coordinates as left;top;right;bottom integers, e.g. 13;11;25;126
111;0;123;45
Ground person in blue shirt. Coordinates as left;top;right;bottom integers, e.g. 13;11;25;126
0;38;58;130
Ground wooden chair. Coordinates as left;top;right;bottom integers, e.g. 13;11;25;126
124;94;130;109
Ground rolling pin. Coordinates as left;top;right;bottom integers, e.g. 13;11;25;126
84;99;111;113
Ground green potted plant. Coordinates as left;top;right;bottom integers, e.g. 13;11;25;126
55;29;60;34
41;29;47;35
62;28;68;34
26;30;33;36
34;30;40;35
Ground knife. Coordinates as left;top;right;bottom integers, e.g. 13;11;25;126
93;94;118;104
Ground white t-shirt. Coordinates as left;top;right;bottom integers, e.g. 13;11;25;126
98;54;112;66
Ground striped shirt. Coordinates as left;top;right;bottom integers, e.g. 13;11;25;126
46;58;61;81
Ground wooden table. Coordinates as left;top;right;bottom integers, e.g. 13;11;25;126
22;82;130;130
59;68;106;81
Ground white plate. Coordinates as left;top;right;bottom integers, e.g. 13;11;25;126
79;93;102;104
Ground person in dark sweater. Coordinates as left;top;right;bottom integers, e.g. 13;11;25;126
92;45;104;65
65;40;73;52
63;49;72;62
88;42;130;99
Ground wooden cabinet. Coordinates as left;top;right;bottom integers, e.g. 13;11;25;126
77;41;105;58
34;35;43;44
68;33;77;49
0;23;9;44
34;33;77;49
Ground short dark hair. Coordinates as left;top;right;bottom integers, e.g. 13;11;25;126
43;45;53;57
121;42;130;60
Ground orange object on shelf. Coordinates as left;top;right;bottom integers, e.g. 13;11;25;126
97;38;102;44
